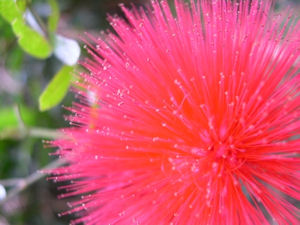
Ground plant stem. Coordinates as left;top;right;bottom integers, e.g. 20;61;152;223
0;126;62;140
27;5;49;38
0;159;66;206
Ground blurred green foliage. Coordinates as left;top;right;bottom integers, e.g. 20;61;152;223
0;0;148;224
39;65;73;111
0;0;299;224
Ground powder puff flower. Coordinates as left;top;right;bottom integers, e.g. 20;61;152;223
51;0;300;224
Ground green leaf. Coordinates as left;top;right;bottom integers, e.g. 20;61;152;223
0;0;22;23
0;16;14;40
39;65;73;111
48;0;60;33
12;18;52;59
16;0;27;12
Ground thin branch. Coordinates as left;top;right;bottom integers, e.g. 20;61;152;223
0;126;62;140
0;159;66;206
13;105;25;131
0;105;63;140
0;179;24;187
28;127;63;139
27;5;49;37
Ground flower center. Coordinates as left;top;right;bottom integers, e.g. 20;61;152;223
213;143;229;159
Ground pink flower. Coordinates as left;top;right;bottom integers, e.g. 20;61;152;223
52;0;300;224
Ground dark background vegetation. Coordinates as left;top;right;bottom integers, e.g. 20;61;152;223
0;0;299;224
